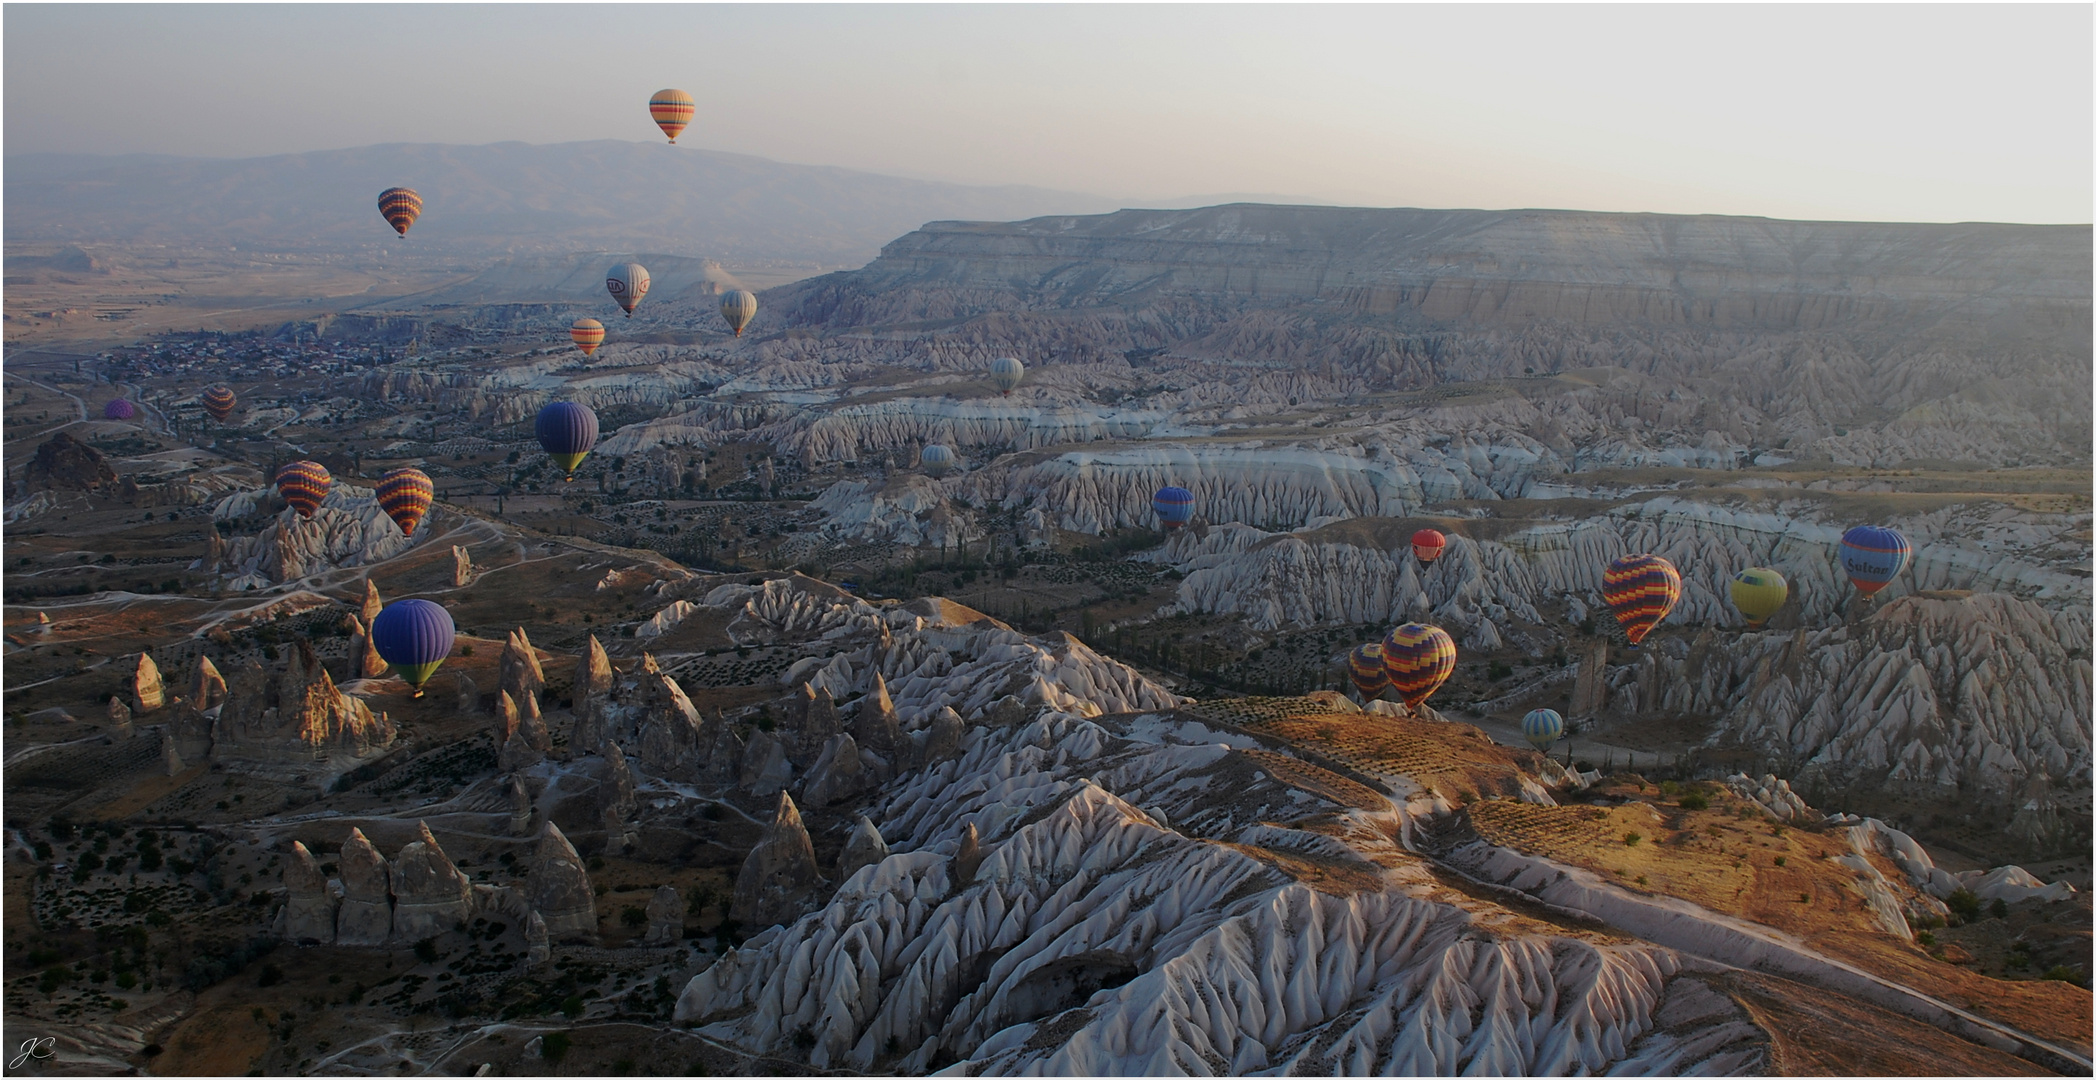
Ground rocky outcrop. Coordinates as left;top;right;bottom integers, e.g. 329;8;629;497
499;628;546;708
508;775;535;836
525;911;551;967
188;655;226;712
644;885;683;946
600;741;637;833
346;617;388;680
361;580;384;625
953;822;984;884
838;816;888;882
739;730;793;796
497;691;551;772
853;674;906;762
452;545;475;587
131;654;165;714
923;707;966;765
388;822;474;940
334;828;393;946
729;792;822;930
454;671;480;716
211;483;416;590
159;732;182;776
23;434;116;492
106;696;132;738
799;733;875;807
699;718;745;787
525;823;597;943
212;642;396;782
279;840;338;944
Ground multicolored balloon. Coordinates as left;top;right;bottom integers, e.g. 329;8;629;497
1729;567;1788;628
649;88;696;143
377;187;422;237
370;598;455;695
103;399;135;420
720;290;758;337
1347;643;1389;700
606;263;650;317
536;402;599;478
570;318;604;356
919;444;955;478
1521;708;1565;751
375;467;434;537
1153;486;1195;531
202;386;237;423
1840;526;1911;601
275;460;332;519
990;357;1025;395
1380;623;1456;708
1412;528;1446;565
1602;553;1682;647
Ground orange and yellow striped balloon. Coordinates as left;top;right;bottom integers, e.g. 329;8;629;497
1380;623;1456;707
570;318;605;356
1347;643;1390;700
650;89;696;143
375;467;434;537
1602;553;1682;647
377;187;422;237
201;385;237;422
275;460;332;520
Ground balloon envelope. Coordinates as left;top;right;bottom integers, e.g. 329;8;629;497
1412;528;1446;565
990;357;1025;395
370;598;455;689
1347;643;1390;699
570;318;605;356
720;290;758;337
536;402;599;475
202;386;237;422
1840;526;1911;599
1521;708;1565;750
376;467;435;537
1729;567;1788;628
103;399;136;420
919;444;956;477
606;263;651;316
377;187;422;237
275;460;331;519
1602;553;1682;646
1153;486;1195;530
1381;623;1456;707
649;88;696;143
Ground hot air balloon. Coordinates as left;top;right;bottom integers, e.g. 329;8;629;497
649;88;696;143
275;460;332;519
1381;623;1456;708
1153;486;1195;531
202;386;237;423
1602;553;1682;647
570;318;605;356
1729;567;1788;629
377;187;422;237
1521;708;1565;751
919;444;956;478
370;598;455;696
103;399;135;420
536;402;599;478
990;357;1025;395
1840;526;1911;601
606;263;650;317
1347;643;1389;700
720;290;758;337
1412;528;1446;565
375;467;435;537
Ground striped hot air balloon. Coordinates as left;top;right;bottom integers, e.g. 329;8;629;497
720;290;758;337
1412;528;1446;565
370;598;455;695
606;263;650;317
919;444;956;478
536;402;599;478
1729;567;1788;628
1840;526;1911;601
275;460;332;519
649;88;696;143
1521;708;1565;751
1153;486;1195;531
377;187;422;237
1602;553;1682;647
570;318;605;356
990;357;1025;395
375;467;434;537
103;399;136;420
1381;623;1456;708
1347;643;1389;700
202;386;237;423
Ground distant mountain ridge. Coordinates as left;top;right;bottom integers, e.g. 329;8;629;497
3;140;1121;266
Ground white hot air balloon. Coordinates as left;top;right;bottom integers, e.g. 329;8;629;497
919;444;956;477
606;262;651;317
990;356;1024;396
720;289;758;337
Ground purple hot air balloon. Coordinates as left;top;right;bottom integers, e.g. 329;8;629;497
103;399;136;420
370;598;455;696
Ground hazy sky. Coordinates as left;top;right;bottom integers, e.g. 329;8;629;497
6;4;2090;223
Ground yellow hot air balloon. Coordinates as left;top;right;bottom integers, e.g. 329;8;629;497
1729;567;1788;629
570;318;605;356
650;89;696;143
720;290;758;337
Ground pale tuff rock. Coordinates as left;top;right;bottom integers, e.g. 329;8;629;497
360;579;384;624
497;696;548;772
211;485;413;590
1569;640;1610;716
809;473;982;548
2007;773;2067;853
792;684;844;764
923;707;966;765
132;653;165;713
335;828;393;946
799;733;875;807
577;635;615;697
1834;814;2077;905
525;911;551;967
637;667;709;782
525;823;598;943
158;732;183;776
388;822;475;940
213;642;396;780
500;628;547;705
345;616;389;680
518;684;541;721
953;821;985;884
106;696;133;737
189;655;227;712
739;730;794;796
729;792;823;930
508;775;535;836
452;544;474;587
644;885;684;945
838;816;889;882
1723;773;1816;824
280;840;337;944
699;717;746;787
853;674;906;760
454;671;480;716
600;741;638;830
